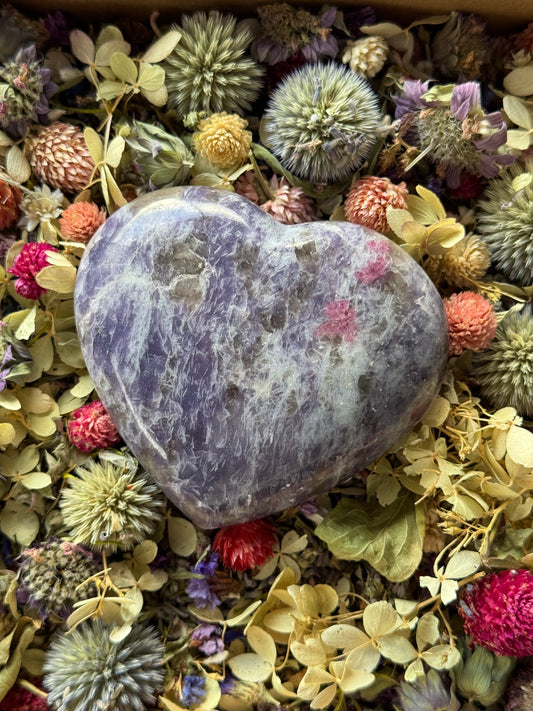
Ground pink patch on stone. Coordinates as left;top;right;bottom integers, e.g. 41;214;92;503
355;239;391;284
315;300;357;342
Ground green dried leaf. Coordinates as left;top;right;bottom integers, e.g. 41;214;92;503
35;265;77;294
504;65;533;97
142;29;181;63
105;136;126;169
503;95;532;128
84;127;104;164
0;617;39;703
54;331;85;368
134;539;158;564
0;391;20;411
137;63;165;91
94;39;131;68
228;653;273;683
507;130;532;151
5;145;30;183
247;625;277;666
359;22;403;38
0;500;40;546
416;614;440;649
140;85;168;107
321;624;368;650
377;635;416;664
363;601;401;638
97;80;126;101
315;491;425;582
420;396;450;427
168;516;198;557
0;423;16;447
103;165;127;209
444;550;481;579
21;472;52;490
110;52;138;84
13;306;37;341
70;29;95;65
507;424;533;467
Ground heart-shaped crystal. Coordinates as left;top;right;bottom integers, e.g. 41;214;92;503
75;187;448;528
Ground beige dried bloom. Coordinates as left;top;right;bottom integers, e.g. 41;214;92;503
194;112;252;172
342;36;388;78
424;233;491;287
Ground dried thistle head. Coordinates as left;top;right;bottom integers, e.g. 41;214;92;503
264;61;381;183
60;456;165;552
163;11;264;118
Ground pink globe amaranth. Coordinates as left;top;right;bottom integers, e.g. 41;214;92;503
444;291;498;356
8;242;58;300
458;569;533;657
67;400;121;453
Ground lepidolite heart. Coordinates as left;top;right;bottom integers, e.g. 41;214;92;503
74;186;448;528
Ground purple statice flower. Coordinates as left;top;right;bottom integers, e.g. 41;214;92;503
392;79;515;188
191;623;224;656
186;552;221;610
181;675;206;706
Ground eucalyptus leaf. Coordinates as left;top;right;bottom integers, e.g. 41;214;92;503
84;127;104;164
70;29;95;65
35;265;77;294
503;94;532;129
168;516;198;557
315;491;425;582
5;145;31;183
504;65;533;97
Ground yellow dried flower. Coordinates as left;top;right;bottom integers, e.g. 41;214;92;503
194;112;252;172
424;233;491;287
342;36;388;78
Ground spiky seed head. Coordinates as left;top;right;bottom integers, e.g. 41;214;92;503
59;458;164;553
16;538;100;620
476;162;533;286
264;61;381;183
472;305;533;417
163;11;264;118
43;621;165;711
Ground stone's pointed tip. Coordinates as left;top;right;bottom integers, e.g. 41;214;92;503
75;186;448;528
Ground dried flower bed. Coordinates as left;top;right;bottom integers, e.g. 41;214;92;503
0;3;533;710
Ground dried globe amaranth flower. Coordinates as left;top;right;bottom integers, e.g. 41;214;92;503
423;232;491;287
60;456;164;552
25;122;95;194
471;305;533;417
8;242;58;300
443;291;498;356
213;519;278;571
16;538;100;620
342;36;389;78
43;621;165;711
194;112;252;172
163;11;264;118
458;568;533;656
476;162;533;286
60;201;106;243
260;175;318;224
264;61;382;183
345;176;408;233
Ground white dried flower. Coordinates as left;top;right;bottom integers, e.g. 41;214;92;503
342;36;389;78
18;184;64;232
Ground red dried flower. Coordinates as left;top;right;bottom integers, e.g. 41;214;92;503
8;242;58;300
443;291;498;356
60;201;106;243
0;180;22;230
212;519;278;571
459;569;533;657
448;172;484;200
0;679;48;710
67;400;121;453
345;176;408;233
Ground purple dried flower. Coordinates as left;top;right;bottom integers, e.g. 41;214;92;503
0;45;57;137
253;3;337;65
191;623;224;656
180;675;206;706
342;6;377;38
0;321;32;391
186;552;221;610
393;80;515;187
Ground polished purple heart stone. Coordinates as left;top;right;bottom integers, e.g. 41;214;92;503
74;186;448;528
